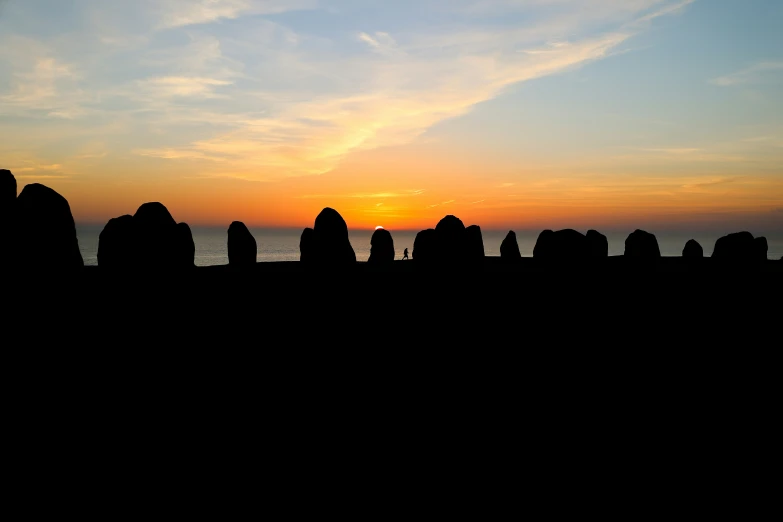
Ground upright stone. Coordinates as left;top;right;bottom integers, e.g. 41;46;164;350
368;228;394;264
435;215;466;264
300;227;315;263
15;183;83;271
0;170;17;267
132;202;178;269
312;207;356;267
586;230;608;258
413;229;437;265
682;239;703;258
712;232;755;262
533;230;554;260
534;229;588;262
0;169;16;208
97;215;134;269
500;230;521;260
175;222;195;268
228;221;257;268
465;225;485;266
624;229;661;259
755;237;768;261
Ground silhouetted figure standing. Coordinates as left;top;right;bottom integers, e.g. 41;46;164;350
403;248;409;260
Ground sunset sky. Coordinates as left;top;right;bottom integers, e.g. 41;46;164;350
1;0;781;232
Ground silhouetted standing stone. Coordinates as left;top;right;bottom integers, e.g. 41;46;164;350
0;170;16;268
624;230;661;259
228;221;257;268
134;202;176;228
368;228;394;264
98;215;134;269
132;202;178;269
712;232;756;262
534;229;588;262
435;215;466;264
586;230;608;258
1;169;15;207
682;239;703;258
755;237;768;261
413;229;437;265
533;230;554;259
175;222;195;268
465;225;485;265
300;227;315;263
15;183;83;271
312;208;356;267
500;230;521;260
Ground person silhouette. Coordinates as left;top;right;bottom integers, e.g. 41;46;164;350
403;247;409;260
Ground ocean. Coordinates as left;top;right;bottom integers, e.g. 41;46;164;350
74;225;783;267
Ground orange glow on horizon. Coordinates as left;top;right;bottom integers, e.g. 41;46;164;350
10;140;783;234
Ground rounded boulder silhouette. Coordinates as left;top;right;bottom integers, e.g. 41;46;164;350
682;239;703;258
15;183;83;271
132;202;178;269
624;229;661;259
368;228;394;264
98;215;134;269
312;208;356;266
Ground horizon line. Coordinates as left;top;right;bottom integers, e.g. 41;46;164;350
73;222;780;236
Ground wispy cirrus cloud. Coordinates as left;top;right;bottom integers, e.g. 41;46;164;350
143;31;633;179
681;177;739;190
427;200;456;209
710;61;783;86
0;35;80;115
642;147;702;154
299;190;425;199
153;0;317;29
615;146;747;163
0;0;697;182
137;76;234;98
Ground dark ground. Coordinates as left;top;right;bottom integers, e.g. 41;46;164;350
7;256;779;470
19;255;781;332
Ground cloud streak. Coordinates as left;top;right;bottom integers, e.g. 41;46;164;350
154;0;316;29
710;61;783;86
0;0;697;182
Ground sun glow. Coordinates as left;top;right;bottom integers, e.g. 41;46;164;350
375;226;384;230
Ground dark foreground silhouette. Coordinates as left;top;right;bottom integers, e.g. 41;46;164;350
5;169;779;470
1;170;780;283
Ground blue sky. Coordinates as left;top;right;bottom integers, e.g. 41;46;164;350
0;0;781;230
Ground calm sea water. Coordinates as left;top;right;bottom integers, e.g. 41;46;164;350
74;225;783;267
